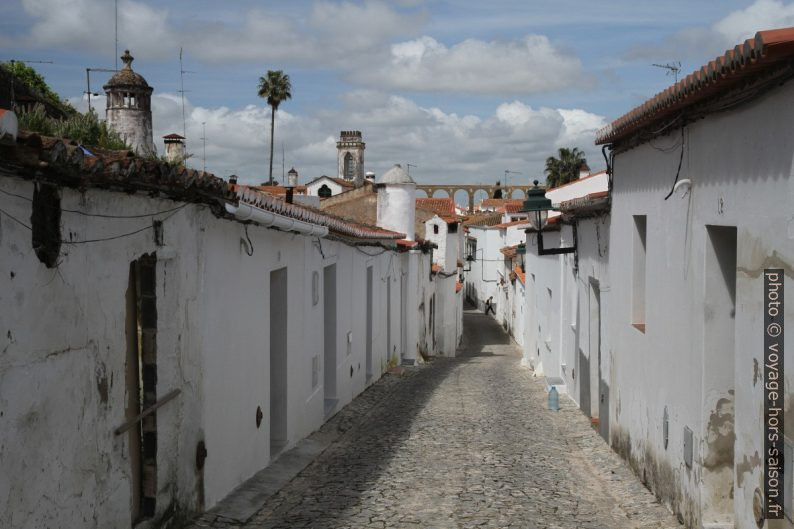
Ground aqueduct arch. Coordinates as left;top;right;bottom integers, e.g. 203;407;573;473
415;184;532;213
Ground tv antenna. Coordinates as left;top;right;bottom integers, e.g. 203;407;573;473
114;0;119;70
652;61;682;83
200;121;207;173
178;47;195;141
406;163;418;176
85;67;118;113
504;170;521;193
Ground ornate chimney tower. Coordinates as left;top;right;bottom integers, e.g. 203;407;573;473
104;50;156;156
337;130;365;187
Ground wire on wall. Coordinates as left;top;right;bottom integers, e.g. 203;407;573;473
242;225;254;256
663;126;686;200
0;187;192;219
0;203;188;244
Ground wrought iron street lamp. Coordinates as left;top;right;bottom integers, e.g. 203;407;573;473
522;180;576;256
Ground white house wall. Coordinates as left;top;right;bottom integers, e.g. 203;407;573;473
0;175;435;528
607;82;794;528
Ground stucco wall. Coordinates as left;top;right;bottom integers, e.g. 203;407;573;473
607;81;794;528
306;178;345;197
0;173;439;527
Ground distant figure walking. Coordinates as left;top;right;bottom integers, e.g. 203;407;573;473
485;296;495;315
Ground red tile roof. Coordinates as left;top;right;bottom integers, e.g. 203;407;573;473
596;28;794;145
557;190;610;214
514;265;525;285
504;203;525;214
500;245;518;259
480;198;523;208
252;184;308;195
234;187;406;241
396;239;419;248
493;219;530;229
416;197;456;215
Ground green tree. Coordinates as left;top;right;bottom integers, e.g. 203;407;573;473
544;147;587;188
257;70;292;185
1;61;75;115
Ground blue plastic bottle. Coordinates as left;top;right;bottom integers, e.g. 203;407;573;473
548;386;559;411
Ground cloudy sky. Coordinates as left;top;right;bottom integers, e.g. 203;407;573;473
2;0;793;187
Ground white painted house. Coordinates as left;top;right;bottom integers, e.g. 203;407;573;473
0;132;451;528
593;29;794;529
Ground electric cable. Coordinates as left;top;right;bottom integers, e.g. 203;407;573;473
663;126;686;201
0;187;191;218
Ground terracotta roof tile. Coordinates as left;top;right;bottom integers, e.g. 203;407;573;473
416;197;456;215
480;198;523;208
596;28;794;145
514;265;525;285
493;219;530;229
500;245;518;259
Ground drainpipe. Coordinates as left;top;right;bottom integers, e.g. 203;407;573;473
225;202;329;237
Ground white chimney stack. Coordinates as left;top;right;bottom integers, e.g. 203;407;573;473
376;164;416;240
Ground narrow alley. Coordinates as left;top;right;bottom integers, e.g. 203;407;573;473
189;307;681;529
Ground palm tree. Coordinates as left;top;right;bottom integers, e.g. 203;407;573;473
257;70;292;185
544;147;587;188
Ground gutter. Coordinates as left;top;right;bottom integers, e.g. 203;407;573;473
225;202;329;237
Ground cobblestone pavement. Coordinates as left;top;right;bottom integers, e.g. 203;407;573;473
189;308;681;529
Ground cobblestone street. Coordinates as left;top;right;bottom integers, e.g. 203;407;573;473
190;308;681;529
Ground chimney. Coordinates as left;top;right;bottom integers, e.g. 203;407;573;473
365;171;375;182
376;164;416;241
229;175;238;185
579;162;591;179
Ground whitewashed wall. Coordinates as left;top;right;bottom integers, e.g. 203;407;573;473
0;175;421;528
607;82;794;528
306;178;345;197
465;226;503;314
523;229;563;382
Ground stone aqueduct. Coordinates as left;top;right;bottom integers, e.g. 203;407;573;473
415;184;534;212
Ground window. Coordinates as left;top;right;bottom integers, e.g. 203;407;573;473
318;184;332;198
433;224;439;234
344;153;354;180
631;215;647;332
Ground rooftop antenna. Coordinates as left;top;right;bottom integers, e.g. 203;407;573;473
652;61;682;83
85;67;118;114
200;121;207;173
178;47;195;141
5;59;54;111
281;141;285;185
406;163;418;176
114;0;118;70
504;169;521;194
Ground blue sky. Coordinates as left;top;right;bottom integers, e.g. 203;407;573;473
3;0;793;186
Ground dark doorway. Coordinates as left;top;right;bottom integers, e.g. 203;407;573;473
366;266;373;381
126;254;158;524
323;265;338;415
270;267;288;456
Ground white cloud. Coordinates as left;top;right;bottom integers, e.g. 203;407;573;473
70;92;605;186
21;0;176;58
16;0;587;96
627;0;794;61
354;35;589;94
